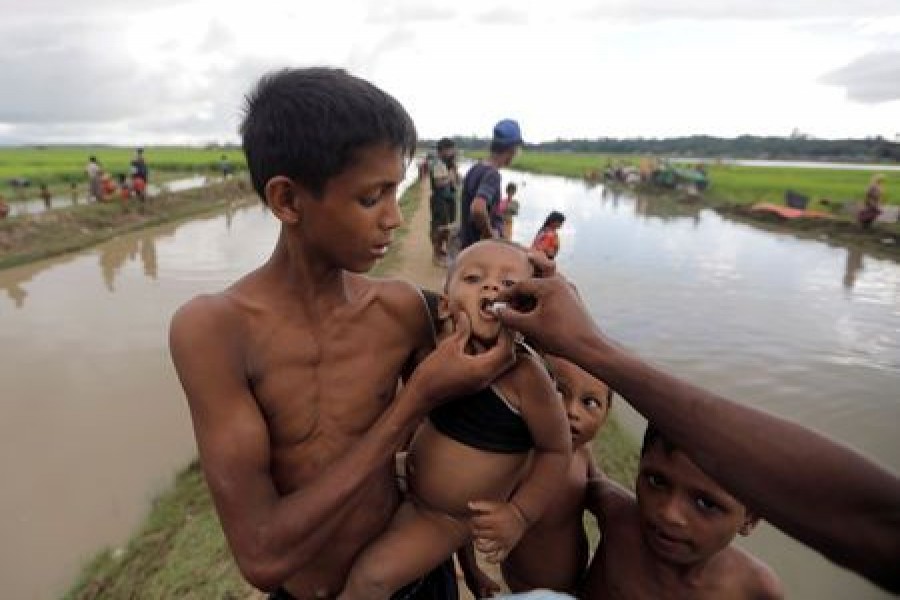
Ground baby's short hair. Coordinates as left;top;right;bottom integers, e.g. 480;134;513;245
444;239;533;291
240;67;417;201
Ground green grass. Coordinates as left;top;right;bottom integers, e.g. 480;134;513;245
467;150;639;179
64;462;252;600
0;146;246;193
489;150;898;212
703;163;897;210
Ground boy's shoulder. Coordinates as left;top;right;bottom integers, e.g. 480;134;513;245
356;275;431;323
721;545;784;600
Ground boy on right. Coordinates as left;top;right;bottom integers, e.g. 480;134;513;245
582;424;783;599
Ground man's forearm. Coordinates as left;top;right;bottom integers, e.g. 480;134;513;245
473;208;493;239
575;334;900;591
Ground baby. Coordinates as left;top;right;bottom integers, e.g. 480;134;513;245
339;240;572;600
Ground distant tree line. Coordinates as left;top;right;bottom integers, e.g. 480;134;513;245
426;135;900;163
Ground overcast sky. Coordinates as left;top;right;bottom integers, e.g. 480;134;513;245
1;0;898;145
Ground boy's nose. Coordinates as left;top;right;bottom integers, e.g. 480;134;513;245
657;496;688;528
381;196;403;230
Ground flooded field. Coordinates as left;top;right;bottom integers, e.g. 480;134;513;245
7;175;212;217
1;169;897;598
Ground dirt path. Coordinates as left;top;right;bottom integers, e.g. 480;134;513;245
383;181;445;290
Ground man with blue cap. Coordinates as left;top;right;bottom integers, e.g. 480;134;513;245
459;119;523;249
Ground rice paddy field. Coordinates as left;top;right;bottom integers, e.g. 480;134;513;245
0;146;246;192
498;150;898;210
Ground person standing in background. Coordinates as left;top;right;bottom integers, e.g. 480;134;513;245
459;119;523;249
86;156;102;202
428;138;459;266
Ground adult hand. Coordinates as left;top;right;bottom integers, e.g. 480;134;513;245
494;258;600;360
407;312;515;414
469;500;528;564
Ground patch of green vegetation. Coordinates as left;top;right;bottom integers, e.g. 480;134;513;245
701;164;897;209
466;150;639;179
491;150;898;210
593;414;639;488
0;147;246;193
64;462;253;600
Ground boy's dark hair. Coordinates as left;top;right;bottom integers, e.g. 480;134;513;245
506;182;517;194
541;210;565;229
437;137;455;152
641;422;677;456
490;140;517;155
240;67;417;201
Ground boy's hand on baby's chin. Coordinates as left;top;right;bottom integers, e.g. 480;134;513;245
408;312;515;413
469;500;527;564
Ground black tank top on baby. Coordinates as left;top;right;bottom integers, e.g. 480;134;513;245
418;287;534;454
428;377;533;454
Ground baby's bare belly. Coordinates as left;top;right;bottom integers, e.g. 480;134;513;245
407;421;528;516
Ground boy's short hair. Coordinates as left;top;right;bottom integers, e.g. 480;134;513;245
506;182;517;194
640;422;677;457
436;137;455;152
240;67;417;201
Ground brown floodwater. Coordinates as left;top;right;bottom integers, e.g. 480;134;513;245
1;169;897;599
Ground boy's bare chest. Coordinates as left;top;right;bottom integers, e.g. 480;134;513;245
597;531;738;599
248;314;415;449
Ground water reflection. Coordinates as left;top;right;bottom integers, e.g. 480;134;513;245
98;227;170;292
843;246;864;290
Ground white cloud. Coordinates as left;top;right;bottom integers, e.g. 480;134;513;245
0;0;898;144
821;51;900;103
574;0;899;21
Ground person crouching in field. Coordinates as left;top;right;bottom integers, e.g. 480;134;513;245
338;240;572;600
460;354;614;598
581;424;783;599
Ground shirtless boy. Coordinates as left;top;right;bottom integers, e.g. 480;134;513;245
338;240;571;600
582;424;782;599
498;355;612;596
169;68;513;600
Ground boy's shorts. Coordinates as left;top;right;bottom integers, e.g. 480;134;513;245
430;188;455;235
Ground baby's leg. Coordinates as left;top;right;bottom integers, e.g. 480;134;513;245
339;501;469;600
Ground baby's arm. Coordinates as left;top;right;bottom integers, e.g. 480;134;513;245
472;353;572;562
